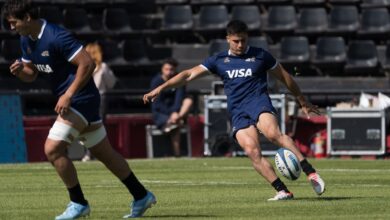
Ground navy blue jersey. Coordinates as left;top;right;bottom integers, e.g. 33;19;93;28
150;73;185;127
201;46;277;113
20;20;99;102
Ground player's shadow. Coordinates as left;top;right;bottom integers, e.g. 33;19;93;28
294;196;354;201
145;214;216;218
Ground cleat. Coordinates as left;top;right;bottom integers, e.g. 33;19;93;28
308;172;326;195
55;201;90;220
123;191;156;218
267;190;294;201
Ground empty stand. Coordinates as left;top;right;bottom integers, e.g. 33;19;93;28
328;6;359;35
279;36;311;75
361;0;390;8
63;8;91;33
196;5;229;31
209;39;228;56
162;5;193;30
99;40;126;66
38;6;63;25
344;40;380;75
248;36;269;50
0;39;21;64
296;8;327;38
264;6;297;40
358;8;390;40
231;5;261;31
312;37;346;75
103;8;132;33
293;0;326;6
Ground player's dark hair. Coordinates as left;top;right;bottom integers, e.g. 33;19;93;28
226;20;248;35
162;58;178;67
2;0;38;20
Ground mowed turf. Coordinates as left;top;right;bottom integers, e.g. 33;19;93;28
1;158;390;220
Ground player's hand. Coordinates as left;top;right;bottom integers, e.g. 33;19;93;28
168;112;180;124
301;102;320;119
55;93;72;116
143;88;161;104
10;59;23;77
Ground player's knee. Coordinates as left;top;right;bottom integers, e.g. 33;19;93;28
264;131;283;144
44;145;65;162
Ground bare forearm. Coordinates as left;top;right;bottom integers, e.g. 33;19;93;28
17;66;37;82
158;71;191;92
65;63;95;97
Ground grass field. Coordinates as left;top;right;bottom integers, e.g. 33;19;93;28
1;158;390;220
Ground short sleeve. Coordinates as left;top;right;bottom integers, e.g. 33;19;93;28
263;50;278;71
54;30;83;62
200;55;217;74
20;37;32;63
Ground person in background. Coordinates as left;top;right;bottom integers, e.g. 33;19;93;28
150;58;193;157
82;42;117;162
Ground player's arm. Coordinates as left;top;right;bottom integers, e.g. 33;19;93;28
9;60;38;82
143;65;210;104
268;64;320;118
55;49;95;115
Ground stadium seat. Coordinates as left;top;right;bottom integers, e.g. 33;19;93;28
231;5;261;31
263;6;297;40
361;0;390;8
196;5;229;31
328;0;360;4
172;44;209;69
381;42;390;70
221;0;255;4
296;8;328;36
123;39;151;65
99;40;126;66
0;39;21;63
293;0;326;6
257;0;292;5
248;36;269;50
209;39;228;56
156;0;189;5
190;0;222;5
103;8;132;33
38;6;63;25
312;37;346;75
278;36;310;75
344;40;380;75
63;8;91;33
162;5;193;30
328;6;359;35
357;8;390;40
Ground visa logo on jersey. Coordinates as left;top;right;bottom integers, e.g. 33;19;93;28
226;68;253;78
35;64;53;73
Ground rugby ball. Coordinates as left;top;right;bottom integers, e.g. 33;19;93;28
275;148;301;181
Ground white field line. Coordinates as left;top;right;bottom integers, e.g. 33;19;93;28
211;166;390;173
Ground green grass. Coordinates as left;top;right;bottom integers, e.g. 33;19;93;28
1;158;390;220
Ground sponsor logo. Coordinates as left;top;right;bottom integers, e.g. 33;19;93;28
34;64;53;73
224;57;230;63
226;68;253;78
41;50;49;57
245;57;256;62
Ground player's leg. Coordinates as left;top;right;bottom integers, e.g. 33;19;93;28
45;111;90;220
235;126;293;201
82;123;156;218
256;112;325;195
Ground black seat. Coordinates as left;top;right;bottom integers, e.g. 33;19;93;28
381;42;390;70
162;5;193;30
1;39;21;63
190;0;222;5
221;0;255;4
156;0;189;5
231;5;261;31
328;6;359;35
293;0;325;6
328;0;360;4
344;40;380;75
257;0;291;5
209;39;228;56
264;6;297;40
196;5;229;31
172;44;209;69
312;37;346;75
296;8;327;36
103;8;131;33
38;6;63;25
279;36;310;75
361;0;390;8
123;39;151;65
248;36;269;50
99;40;126;66
63;8;91;33
357;8;390;40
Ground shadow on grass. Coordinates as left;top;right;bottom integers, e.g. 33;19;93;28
145;214;216;218
294;196;355;201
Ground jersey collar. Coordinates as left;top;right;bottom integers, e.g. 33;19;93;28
29;19;47;41
228;46;250;56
